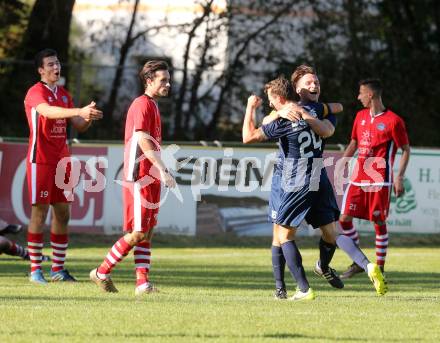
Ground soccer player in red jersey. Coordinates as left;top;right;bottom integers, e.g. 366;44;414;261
90;60;175;295
339;78;410;278
24;49;103;284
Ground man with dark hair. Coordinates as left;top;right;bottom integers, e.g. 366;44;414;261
286;67;386;295
339;78;410;279
24;48;103;284
90;60;175;296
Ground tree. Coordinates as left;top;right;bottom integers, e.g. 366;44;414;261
171;0;302;140
0;0;76;137
85;0;190;138
18;0;75;62
204;1;300;139
78;0;301;141
0;0;29;59
301;0;440;146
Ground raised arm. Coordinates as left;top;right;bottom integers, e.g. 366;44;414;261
261;111;279;125
36;101;103;121
242;95;267;144
70;102;103;132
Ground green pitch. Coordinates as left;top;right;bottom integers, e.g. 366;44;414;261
1;238;439;343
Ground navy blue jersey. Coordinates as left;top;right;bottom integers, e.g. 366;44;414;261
269;169;340;228
262;102;336;188
262;102;336;161
263;102;339;228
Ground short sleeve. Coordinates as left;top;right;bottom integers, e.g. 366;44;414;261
261;119;291;139
350;114;360;140
319;102;337;128
129;99;152;133
322;103;330;117
25;87;47;108
392;117;409;148
323;103;337;127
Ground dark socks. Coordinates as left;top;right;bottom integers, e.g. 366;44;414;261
319;238;336;272
0;237;27;258
336;235;369;271
281;240;309;292
271;245;286;289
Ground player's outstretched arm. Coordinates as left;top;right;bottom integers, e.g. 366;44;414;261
36;101;103;122
70;102;104;132
242;95;267;144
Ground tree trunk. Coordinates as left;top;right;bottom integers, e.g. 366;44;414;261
0;0;75;137
206;2;295;138
174;0;214;139
20;0;75;62
104;0;140;133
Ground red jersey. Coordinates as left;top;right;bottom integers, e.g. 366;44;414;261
24;82;73;164
124;95;162;182
350;108;409;185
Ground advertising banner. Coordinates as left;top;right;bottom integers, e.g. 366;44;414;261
1;142;438;235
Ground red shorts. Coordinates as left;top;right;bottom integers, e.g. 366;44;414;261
26;162;73;205
341;183;391;222
123;181;161;233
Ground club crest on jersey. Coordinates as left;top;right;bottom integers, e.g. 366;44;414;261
303;105;318;118
361;119;366;125
291;119;307;132
48;96;53;102
308;108;317;118
377;123;386;131
62;95;68;104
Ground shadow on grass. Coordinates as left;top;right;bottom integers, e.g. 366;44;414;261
5;232;440;249
2;258;439;293
4;329;413;342
0;295;129;303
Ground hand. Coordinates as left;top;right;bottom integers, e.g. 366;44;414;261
79;101;103;121
393;177;405;197
291;103;315;120
247;95;262;109
160;169;176;188
278;103;303;122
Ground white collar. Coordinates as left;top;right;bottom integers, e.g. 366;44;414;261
42;82;58;99
369;109;385;118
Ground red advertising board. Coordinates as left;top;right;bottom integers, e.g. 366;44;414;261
0;142;108;233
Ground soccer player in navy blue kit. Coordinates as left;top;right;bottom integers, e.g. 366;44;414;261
242;73;387;300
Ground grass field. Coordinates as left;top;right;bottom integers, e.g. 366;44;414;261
1;234;439;343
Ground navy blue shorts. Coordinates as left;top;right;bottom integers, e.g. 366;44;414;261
269;170;340;229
